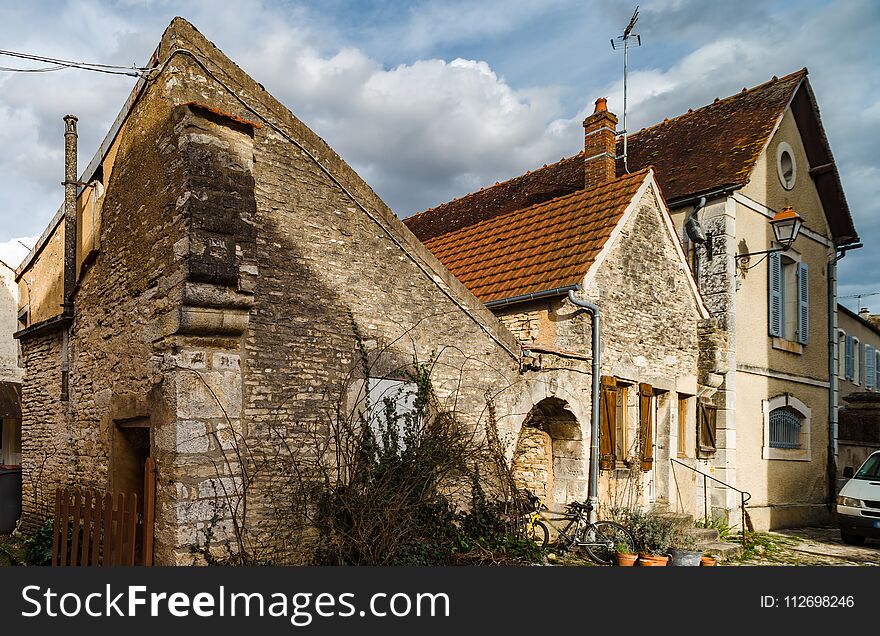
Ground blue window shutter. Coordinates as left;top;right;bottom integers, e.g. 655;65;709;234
859;341;865;383
875;350;880;390
796;263;808;344
867;345;875;389
846;335;854;380
768;251;782;337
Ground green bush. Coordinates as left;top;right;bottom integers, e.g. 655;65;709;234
23;519;55;566
308;363;539;566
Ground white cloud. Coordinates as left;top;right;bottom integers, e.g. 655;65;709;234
0;0;877;298
0;236;36;271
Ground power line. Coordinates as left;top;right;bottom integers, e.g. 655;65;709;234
0;64;66;73
0;48;149;77
841;291;880;299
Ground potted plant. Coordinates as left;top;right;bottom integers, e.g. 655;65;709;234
617;507;677;566
700;554;717;566
668;532;703;566
615;541;638;567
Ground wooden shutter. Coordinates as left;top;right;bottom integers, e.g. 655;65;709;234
639;383;653;472
768;251;782;337
797;262;809;344
697;401;717;458
866;345;875;389
599;376;616;470
845;335;854;380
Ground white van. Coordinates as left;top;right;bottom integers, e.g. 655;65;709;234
836;450;880;545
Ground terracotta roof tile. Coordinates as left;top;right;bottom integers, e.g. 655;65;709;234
405;153;585;242
421;170;649;303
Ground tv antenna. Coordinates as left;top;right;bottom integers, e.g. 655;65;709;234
611;6;641;174
841;291;880;313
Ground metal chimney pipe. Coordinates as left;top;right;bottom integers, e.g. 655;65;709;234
61;114;77;402
63;114;78;312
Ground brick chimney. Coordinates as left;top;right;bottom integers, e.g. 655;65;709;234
583;97;618;188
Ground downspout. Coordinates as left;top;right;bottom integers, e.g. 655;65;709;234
567;288;601;524
61;114;78;402
827;241;862;505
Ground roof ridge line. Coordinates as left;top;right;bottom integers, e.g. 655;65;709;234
407;151;585;220
628;68;808;140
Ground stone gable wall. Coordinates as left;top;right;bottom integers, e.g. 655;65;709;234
17;20;591;564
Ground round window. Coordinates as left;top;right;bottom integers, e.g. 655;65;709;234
776;142;796;190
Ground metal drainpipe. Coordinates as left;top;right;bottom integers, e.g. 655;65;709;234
567;288;600;524
827;241;862;505
61;114;78;402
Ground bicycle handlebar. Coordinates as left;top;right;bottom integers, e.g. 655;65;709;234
565;500;594;512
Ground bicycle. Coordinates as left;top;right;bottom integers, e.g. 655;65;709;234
521;491;635;565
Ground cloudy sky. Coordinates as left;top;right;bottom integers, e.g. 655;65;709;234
0;0;877;308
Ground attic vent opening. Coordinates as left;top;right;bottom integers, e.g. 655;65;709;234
776;142;796;190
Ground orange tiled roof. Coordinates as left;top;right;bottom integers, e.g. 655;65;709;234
406;153;585;243
421;169;650;303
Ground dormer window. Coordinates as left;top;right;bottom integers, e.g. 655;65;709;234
776;142;797;190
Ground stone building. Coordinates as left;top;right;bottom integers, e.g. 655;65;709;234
405;99;718;517
0;258;22;467
13;18;592;564
408;71;861;530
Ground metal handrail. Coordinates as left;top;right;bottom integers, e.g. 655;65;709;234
671;457;751;547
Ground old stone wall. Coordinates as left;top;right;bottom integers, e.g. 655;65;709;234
0;265;21;383
18;332;67;527
136;20;588;564
496;184;709;516
16;18;591;564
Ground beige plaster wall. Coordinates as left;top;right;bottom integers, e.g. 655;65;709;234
837;308;880;399
735;371;830;529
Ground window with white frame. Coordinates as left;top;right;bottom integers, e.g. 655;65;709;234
838;330;846;378
777;142;797;190
768;251;808;345
769;407;802;449
763;394;811;461
352;378;422;455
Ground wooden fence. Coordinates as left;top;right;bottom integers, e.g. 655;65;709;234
51;457;155;566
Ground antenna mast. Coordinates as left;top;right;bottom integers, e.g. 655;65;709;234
611;6;641;174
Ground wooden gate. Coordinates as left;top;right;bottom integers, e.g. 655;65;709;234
51;457;155;566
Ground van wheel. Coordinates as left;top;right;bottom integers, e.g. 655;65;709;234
840;531;865;546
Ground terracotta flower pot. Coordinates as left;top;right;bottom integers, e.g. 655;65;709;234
616;552;638;566
637;554;669;566
700;555;717;567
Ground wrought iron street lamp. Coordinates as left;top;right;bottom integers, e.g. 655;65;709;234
769;206;803;250
735;206;803;275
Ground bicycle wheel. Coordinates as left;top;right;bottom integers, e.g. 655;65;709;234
582;521;635;565
527;520;549;550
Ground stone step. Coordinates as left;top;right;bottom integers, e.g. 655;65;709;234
699;541;743;560
686;527;720;542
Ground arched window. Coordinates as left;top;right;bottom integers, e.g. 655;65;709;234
769;406;802;449
763;394;811;461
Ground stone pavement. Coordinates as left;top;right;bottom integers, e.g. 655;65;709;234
730;526;880;566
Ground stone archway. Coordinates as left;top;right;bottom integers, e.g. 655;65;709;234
512;398;586;507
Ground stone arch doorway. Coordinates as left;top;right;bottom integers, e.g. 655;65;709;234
512;398;586;507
